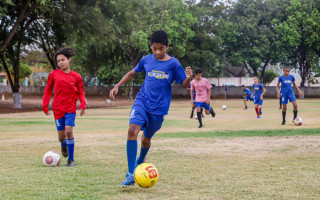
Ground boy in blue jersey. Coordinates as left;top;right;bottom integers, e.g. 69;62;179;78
276;66;303;125
241;85;253;110
109;30;193;187
251;77;266;118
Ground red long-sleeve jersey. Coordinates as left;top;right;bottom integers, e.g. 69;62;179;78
42;69;86;120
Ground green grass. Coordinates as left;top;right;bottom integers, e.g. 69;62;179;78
1;99;320;199
157;128;320;138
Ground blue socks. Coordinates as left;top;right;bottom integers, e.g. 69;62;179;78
61;140;67;147
66;138;75;161
127;140;138;174
137;145;150;165
245;105;248;109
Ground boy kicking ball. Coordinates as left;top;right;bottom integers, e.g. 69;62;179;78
276;66;303;125
109;30;193;187
251;77;266;118
241;85;253;110
190;68;215;128
42;47;86;166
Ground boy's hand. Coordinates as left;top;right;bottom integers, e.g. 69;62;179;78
206;99;210;105
80;109;85;116
45;111;50;116
109;87;119;99
260;96;263;100
191;100;194;105
298;90;304;96
186;66;192;79
277;92;280;98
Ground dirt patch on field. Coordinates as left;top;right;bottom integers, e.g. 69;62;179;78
157;135;320;158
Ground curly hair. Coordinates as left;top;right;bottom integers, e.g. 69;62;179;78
150;30;168;46
54;47;76;63
195;68;202;75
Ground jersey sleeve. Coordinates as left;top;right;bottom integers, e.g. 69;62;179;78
174;62;186;85
205;79;212;89
260;83;264;89
77;75;86;110
291;75;295;82
278;76;282;83
42;72;54;114
190;81;194;91
134;58;145;74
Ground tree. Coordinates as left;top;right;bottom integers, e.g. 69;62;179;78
272;0;320;87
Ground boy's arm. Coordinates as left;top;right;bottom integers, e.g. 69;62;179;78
292;81;303;96
42;73;54;115
207;88;211;104
77;76;86;116
190;83;194;104
261;87;267;99
276;82;281;98
181;67;193;88
109;69;137;99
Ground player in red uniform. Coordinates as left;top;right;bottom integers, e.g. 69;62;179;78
42;47;86;166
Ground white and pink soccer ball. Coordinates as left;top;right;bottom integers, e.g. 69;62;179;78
43;151;61;167
294;117;303;126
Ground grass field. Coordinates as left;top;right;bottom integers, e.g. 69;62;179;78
0;99;320;199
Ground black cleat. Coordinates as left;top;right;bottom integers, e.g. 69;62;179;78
66;160;75;167
282;121;286;125
61;145;68;158
199;124;203;128
210;107;215;117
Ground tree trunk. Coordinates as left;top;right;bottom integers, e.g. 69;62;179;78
260;58;269;83
84;65;100;86
13;92;22;108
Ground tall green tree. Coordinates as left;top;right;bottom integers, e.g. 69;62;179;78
272;0;320;87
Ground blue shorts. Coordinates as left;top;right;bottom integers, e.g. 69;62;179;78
254;96;263;105
195;102;211;111
129;105;164;138
281;92;296;104
55;113;76;131
245;95;253;101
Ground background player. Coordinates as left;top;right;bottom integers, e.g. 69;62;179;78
190;68;215;128
276;66;303;125
109;30;193;187
42;47;86;167
251;77;266;118
241;85;253;110
187;74;203;119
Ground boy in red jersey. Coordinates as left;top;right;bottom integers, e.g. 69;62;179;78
42;47;86;167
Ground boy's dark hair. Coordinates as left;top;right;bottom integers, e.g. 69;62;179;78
150;30;168;46
284;65;291;69
241;85;245;87
195;68;202;74
54;47;76;63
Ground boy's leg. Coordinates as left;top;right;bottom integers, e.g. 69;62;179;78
279;96;282;109
65;126;75;166
190;104;195;119
244;99;248;110
292;101;298;120
282;104;287;125
58;130;68;157
136;134;151;165
255;105;260;118
196;106;203;128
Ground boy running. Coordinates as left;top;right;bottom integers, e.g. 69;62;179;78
251;77;266;118
276;66;303;125
190;68;215;128
42;47;86;166
241;85;253;110
109;30;193;187
187;74;203;119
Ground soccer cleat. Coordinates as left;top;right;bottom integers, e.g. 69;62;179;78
190;115;193;119
282;121;286;125
120;173;135;188
257;116;260;119
199;124;203;128
66;160;75;167
259;110;262;115
210;107;215;117
61;145;68;158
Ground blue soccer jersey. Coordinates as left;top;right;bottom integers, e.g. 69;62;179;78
253;83;264;97
134;54;186;115
243;88;252;96
278;75;295;94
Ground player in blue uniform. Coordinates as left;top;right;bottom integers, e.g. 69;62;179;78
276;66;303;125
241;85;253;110
109;30;193;187
251;77;266;118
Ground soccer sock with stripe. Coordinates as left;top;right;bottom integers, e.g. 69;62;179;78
255;107;260;116
197;112;202;126
66;138;75;161
293;110;298;120
136;144;150;165
61;140;67;147
282;111;286;122
127;140;138;174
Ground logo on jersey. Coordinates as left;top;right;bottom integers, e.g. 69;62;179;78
148;70;169;79
255;87;260;90
55;120;61;127
284;80;292;84
130;109;135;118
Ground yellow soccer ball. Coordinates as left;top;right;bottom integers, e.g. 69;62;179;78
134;163;159;188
